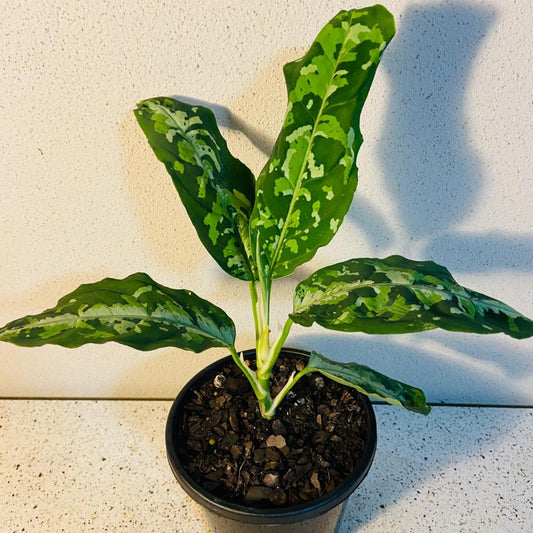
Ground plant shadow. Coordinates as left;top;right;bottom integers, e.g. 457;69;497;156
353;1;533;272
423;231;533;273
375;2;492;239
346;0;533;421
169;94;273;159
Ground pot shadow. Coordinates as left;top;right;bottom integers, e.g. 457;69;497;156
337;404;528;532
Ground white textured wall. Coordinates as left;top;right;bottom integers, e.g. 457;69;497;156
1;0;532;403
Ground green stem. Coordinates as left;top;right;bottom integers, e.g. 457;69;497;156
262;365;314;419
249;281;262;341
258;318;294;380
253;237;273;374
259;278;271;330
271;318;293;360
254;237;271;328
229;346;269;403
250;238;297;418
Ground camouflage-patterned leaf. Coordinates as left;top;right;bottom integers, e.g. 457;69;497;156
135;97;256;281
291;256;533;339
250;6;395;280
0;273;235;352
307;351;430;414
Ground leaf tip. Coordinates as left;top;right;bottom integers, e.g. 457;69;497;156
408;403;432;416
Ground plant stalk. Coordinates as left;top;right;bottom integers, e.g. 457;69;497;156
257;318;293;380
248;281;262;341
261;366;314;419
229;346;270;404
250;240;299;418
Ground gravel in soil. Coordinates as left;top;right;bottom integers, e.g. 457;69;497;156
176;355;369;508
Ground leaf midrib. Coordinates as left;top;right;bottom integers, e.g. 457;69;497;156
156;103;257;280
295;279;511;316
266;14;358;278
156;105;210;168
2;311;232;346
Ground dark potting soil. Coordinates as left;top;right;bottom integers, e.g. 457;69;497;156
176;355;369;508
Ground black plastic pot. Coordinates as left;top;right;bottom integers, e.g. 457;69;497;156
166;348;377;532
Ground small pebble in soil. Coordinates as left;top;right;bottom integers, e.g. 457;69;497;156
263;472;280;487
213;374;226;389
314;376;325;389
272;419;287;435
310;472;321;491
266;434;287;449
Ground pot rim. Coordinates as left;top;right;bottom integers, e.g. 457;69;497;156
165;347;377;524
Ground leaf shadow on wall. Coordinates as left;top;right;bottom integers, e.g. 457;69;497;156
171;46;302;168
170;95;273;159
358;2;533;273
378;3;488;238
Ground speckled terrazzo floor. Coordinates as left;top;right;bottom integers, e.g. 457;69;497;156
0;401;531;532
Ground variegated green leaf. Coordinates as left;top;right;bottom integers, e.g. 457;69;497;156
135;97;256;281
0;273;235;352
307;351;430;414
291;256;533;339
250;6;395;280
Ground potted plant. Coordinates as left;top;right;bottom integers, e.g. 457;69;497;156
1;5;531;531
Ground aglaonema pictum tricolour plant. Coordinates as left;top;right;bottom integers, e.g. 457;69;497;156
2;5;532;418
